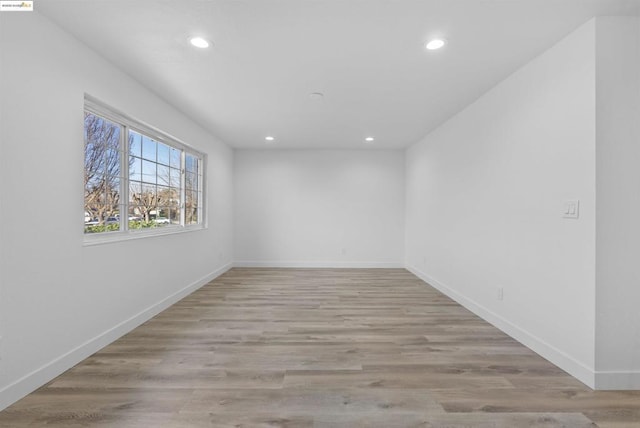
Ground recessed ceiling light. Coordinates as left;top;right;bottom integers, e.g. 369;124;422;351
426;39;446;50
265;136;275;141
365;137;375;142
190;37;210;48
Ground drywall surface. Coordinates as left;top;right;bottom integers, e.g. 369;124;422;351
405;21;597;386
0;11;233;409
234;150;404;267
594;16;640;389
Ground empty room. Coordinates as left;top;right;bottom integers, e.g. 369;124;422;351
1;0;640;426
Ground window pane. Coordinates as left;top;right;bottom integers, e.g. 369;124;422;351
186;207;199;225
142;160;157;184
144;184;158;221
84;112;121;234
85;175;105;205
185;189;197;206
170;148;181;168
104;211;121;229
167;188;180;208
128;205;143;221
170;167;181;188
168;208;180;225
186;172;196;190
186;154;197;174
129;132;141;157
129;184;154;223
155;207;170;226
157;185;171;206
105;147;121;178
129;156;142;182
158;142;170;166
185;187;199;225
142;183;156;194
141;135;157;161
105;176;120;210
157;165;170;186
128;206;154;229
84;205;121;233
129;181;142;204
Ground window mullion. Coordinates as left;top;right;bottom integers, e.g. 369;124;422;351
121;125;129;232
180;150;186;227
198;157;203;225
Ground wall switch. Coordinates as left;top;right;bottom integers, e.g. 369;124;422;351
563;200;579;219
497;287;504;301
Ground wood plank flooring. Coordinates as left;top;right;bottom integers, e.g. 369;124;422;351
1;268;639;427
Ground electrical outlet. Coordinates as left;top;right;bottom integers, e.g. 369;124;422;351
497;287;504;301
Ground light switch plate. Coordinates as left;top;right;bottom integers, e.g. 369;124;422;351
563;200;579;219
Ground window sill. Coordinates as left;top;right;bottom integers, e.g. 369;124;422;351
83;224;206;247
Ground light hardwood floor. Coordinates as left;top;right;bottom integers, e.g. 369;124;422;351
1;268;639;427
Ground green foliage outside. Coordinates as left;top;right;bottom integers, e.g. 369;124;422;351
84;220;165;234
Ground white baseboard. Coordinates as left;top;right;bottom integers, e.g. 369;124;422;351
595;371;640;390
405;264;597;389
234;260;404;268
0;262;233;412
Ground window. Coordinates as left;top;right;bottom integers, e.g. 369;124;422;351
84;96;205;242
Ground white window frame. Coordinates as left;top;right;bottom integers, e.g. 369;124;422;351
83;95;206;246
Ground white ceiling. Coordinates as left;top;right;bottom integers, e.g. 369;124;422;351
38;0;639;149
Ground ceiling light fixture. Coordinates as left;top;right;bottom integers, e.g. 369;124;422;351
309;92;324;101
426;39;446;50
365;137;375;142
190;37;210;48
265;136;275;141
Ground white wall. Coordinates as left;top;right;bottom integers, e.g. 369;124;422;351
405;21;597;386
594;17;640;389
234;150;404;267
0;11;234;410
